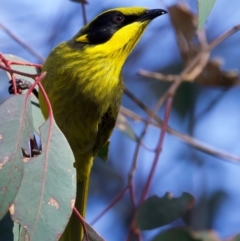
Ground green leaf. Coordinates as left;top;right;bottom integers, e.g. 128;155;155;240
231;234;240;241
11;116;76;241
116;113;138;141
13;223;30;241
152;228;201;241
136;192;195;230
19;226;30;241
3;54;45;134
83;221;105;241
0;95;33;219
198;0;216;30
13;222;20;241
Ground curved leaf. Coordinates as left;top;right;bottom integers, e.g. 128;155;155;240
83;221;105;241
11;116;76;241
232;234;240;241
0;95;33;219
116;113;138;141
136;192;195;230
198;0;216;30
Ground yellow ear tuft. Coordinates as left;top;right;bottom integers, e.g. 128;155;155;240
76;34;89;43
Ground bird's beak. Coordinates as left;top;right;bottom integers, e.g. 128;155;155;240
138;9;167;22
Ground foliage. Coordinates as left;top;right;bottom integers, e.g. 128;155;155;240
0;0;240;241
136;192;194;230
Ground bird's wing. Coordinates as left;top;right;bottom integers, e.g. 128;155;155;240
92;106;118;156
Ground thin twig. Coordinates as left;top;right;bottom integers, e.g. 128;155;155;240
138;69;177;81
0;54;17;94
0;59;40;79
127;102;160;208
123;87;240;163
126;228;142;241
207;24;240;50
123;24;240;170
140;97;173;202
128;134;145;208
10;60;42;69
81;3;87;25
0;53;41;73
138;24;240;89
126;95;174;241
90;187;128;225
120;107;159;128
73;207;89;241
0;23;45;63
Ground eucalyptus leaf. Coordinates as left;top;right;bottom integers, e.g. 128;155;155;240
0;95;33;219
11;116;76;241
198;0;216;29
136;192;195;230
232;234;240;241
13;222;20;241
116;113;138;141
83;221;105;241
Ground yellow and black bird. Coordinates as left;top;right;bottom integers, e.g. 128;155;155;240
39;6;167;241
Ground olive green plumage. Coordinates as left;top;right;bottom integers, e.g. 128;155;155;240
39;6;167;241
41;41;123;180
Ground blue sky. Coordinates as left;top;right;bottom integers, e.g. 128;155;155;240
1;0;240;240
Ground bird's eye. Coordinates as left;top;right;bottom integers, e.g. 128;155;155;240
113;14;124;23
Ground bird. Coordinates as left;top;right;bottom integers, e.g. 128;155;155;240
39;6;167;241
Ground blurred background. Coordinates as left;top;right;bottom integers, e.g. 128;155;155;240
1;0;240;240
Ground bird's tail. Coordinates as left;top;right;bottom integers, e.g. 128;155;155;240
60;155;93;241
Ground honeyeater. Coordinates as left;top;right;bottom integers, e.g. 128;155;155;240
39;6;167;241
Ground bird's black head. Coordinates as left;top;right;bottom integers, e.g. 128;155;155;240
73;7;167;45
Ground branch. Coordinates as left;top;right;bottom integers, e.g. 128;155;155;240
123;88;240;163
138;24;240;84
81;3;87;25
73;207;89;241
140;97;173;202
0;23;45;63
